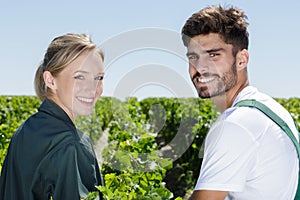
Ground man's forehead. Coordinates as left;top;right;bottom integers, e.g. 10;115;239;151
187;34;231;53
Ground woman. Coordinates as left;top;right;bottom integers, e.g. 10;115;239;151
0;33;104;200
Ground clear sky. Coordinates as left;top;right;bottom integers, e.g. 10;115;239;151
1;0;299;99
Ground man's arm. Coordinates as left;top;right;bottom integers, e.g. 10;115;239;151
189;190;228;200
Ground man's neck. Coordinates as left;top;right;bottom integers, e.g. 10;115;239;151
212;81;249;113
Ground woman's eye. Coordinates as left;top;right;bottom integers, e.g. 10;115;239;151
95;76;104;81
74;75;84;80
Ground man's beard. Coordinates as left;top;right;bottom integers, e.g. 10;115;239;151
196;60;237;99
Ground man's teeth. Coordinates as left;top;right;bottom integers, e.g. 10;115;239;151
78;97;93;103
198;77;215;83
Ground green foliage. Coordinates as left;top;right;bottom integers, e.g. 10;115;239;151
139;97;219;197
275;98;300;129
0;96;40;171
1;96;300;199
99;97;174;199
97;171;174;200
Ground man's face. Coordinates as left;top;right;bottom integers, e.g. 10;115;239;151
186;33;237;98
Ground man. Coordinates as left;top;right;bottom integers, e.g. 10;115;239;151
181;5;299;199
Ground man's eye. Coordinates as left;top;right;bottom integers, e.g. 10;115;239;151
74;75;84;80
188;55;198;60
209;53;219;57
95;76;104;81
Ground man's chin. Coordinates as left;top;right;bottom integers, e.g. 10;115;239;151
197;89;226;99
198;94;211;99
196;86;212;99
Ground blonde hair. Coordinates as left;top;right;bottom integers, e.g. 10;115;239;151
34;33;104;101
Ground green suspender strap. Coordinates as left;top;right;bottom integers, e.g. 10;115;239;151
234;99;300;200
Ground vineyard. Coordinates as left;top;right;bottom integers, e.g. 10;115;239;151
1;96;300;199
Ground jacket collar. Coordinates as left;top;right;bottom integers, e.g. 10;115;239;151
38;98;75;127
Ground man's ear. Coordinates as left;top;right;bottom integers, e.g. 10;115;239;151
43;71;57;90
236;49;249;71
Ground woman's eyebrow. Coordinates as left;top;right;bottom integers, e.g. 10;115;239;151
73;70;88;74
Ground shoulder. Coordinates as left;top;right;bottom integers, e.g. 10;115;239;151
207;114;259;149
9;109;80;156
222;106;270;133
205;106;271;149
231;86;293;131
22;108;76;138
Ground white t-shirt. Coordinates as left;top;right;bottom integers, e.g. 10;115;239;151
194;86;299;199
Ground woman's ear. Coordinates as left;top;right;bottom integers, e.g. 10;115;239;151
236;49;249;71
43;71;57;90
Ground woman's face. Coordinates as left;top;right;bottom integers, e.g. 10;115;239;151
48;49;104;121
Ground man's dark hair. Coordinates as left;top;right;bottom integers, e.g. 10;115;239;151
182;5;249;56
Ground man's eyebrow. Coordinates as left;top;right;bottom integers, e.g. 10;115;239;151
206;48;225;53
186;52;198;57
186;48;225;57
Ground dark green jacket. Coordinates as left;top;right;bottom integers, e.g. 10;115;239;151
0;99;103;200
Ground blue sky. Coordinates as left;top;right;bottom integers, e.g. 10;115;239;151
1;0;299;99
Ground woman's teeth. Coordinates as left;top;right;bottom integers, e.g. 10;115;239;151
78;97;93;103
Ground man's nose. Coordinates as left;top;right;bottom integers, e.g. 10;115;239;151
191;59;209;74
